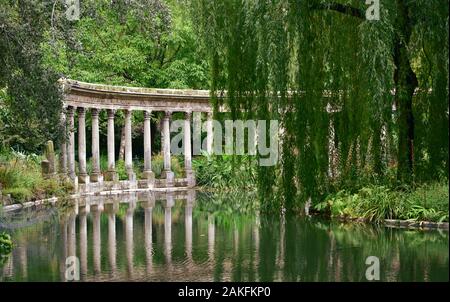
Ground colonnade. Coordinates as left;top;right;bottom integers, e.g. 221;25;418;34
62;106;214;188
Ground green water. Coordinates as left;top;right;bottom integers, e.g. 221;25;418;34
0;191;448;282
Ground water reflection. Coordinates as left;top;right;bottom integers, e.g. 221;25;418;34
0;190;448;282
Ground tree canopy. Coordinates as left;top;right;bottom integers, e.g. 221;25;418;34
190;0;449;211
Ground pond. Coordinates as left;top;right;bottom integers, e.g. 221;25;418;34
0;190;448;282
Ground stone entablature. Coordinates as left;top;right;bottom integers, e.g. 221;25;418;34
62;79;213;113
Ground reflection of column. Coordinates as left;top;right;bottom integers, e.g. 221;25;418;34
105;203;118;276
208;214;215;260
143;196;155;275
164;194;175;265
59;216;68;281
17;238;28;280
124;109;136;181
162;111;174;186
278;213;285;281
206;112;213;154
253;213;260;281
68;212;77;258
77;107;89;184
79;205;89;280
234;225;239;255
143;111;155;181
106;110;119;181
91;108;102;182
125;203;135;277
2;251;13;279
185;201;193;262
67;106;76;180
92;205;102;275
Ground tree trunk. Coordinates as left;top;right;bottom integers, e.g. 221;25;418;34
394;0;418;184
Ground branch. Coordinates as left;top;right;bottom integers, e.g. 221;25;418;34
310;2;365;20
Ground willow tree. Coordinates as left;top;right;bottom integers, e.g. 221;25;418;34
190;0;448;212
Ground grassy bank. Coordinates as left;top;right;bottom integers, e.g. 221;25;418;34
0;149;186;205
0;150;74;205
314;183;449;223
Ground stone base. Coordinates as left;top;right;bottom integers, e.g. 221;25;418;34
186;170;196;188
161;170;175;187
90;173;104;183
105;171;119;182
127;171;136;182
141;170;155;189
78;174;90;184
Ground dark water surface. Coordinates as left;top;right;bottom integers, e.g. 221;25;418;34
0;191;448;282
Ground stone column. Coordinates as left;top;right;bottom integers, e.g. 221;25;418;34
162;111;174;186
105;110;119;181
124;109;136;181
184;111;195;187
91;109;102;183
142;111;155;182
59;111;68;176
77;107;89;184
206;112;213;155
67;107;76;180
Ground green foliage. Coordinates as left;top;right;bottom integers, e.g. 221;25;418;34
0;232;13;265
314;183;449;223
0;150;72;204
191;0;449;212
44;0;209;89
193;154;257;191
0;0;64;152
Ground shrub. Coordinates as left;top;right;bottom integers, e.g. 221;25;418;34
2;187;33;203
314;182;449;223
193;154;257;191
0;232;13;265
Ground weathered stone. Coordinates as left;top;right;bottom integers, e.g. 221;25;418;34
42;140;57;179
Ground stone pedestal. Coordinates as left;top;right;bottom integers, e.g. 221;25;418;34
186;170;196;187
105;171;119;182
142;170;155;188
162;171;174;187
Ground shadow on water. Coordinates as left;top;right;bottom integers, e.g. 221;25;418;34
0;190;448;282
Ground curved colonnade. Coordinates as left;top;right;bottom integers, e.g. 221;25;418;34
59;79;214;193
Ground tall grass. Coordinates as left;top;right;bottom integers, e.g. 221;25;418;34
314;182;449;223
193;154;257;191
0;149;73;204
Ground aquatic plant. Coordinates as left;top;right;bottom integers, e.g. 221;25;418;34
0;232;13;265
